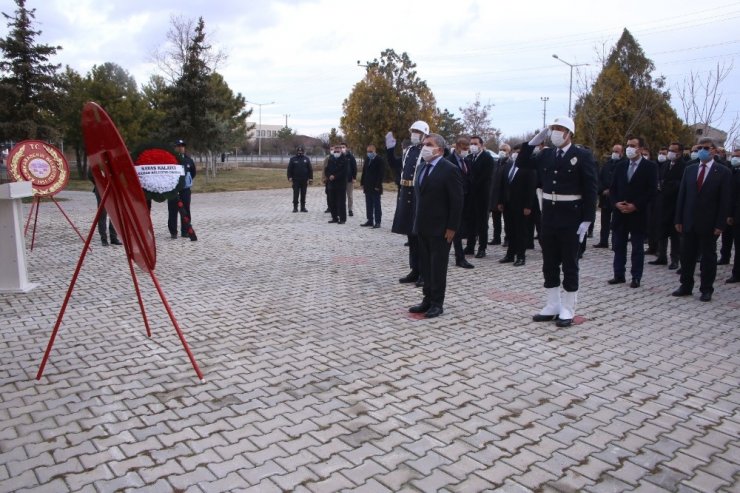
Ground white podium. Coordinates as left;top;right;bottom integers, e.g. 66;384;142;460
0;181;37;293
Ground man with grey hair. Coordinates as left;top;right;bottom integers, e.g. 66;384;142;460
408;133;464;318
672;137;732;302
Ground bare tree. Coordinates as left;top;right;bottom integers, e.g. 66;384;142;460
676;61;734;136
724;112;740;150
151;15;227;83
459;93;499;141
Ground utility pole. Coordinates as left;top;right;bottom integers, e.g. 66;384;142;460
540;97;549;127
552;55;588;118
245;100;276;157
284;114;290;128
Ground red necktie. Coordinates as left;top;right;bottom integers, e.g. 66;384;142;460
697;164;706;191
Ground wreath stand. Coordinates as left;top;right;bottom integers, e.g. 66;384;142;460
24;194;87;251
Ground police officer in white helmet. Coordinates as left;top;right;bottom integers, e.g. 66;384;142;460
516;116;598;327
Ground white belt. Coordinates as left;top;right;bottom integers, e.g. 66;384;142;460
542;192;582;202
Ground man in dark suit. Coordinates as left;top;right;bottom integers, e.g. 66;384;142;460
727;149;740;283
360;144;384;228
593;144;624;248
497;149;537;266
652;142;687;269
517;116;598;327
464;136;494;258
607;136;658;288
324;146;348;224
408;133;463;318
673;137;732;301
448;136;475;269
488;144;508;246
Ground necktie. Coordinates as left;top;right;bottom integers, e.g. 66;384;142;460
556;149;564;159
628;162;638;181
508;164;516;183
419;163;431;185
461;158;468;175
697;164;706;191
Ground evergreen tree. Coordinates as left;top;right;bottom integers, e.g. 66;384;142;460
0;0;62;142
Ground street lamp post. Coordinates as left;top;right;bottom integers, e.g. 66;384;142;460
246;100;275;157
551;55;588;118
540;97;549;127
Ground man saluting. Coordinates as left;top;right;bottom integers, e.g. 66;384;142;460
516;117;598;327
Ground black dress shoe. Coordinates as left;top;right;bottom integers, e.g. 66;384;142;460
324;208;331;213
630;279;640;288
328;219;338;223
668;261;679;270
360;221;373;227
726;276;740;284
593;243;609;248
491;239;501;245
170;233;177;239
456;259;474;269
110;238;123;246
415;278;424;288
424;306;444;318
474;250;486;258
676;268;682;274
487;240;496;245
301;208;308;212
672;287;692;296
555;318;573;328
373;224;380;229
699;292;712;302
532;314;557;322
409;302;431;313
293;208;298;213
717;257;730;265
338;221;346;224
513;258;525;266
499;256;514;264
348;210;353;217
101;238;109;246
608;277;626;285
463;246;475;255
648;258;667;265
399;272;419;284
502;240;509;247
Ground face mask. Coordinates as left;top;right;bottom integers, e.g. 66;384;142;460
498;151;507;159
410;134;421;145
511;152;519;161
532;148;541;156
697;149;711;162
332;152;341;158
420;146;436;162
459;150;469;158
625;146;638;160
658;154;667;162
469;144;479;154
690;151;699;160
731;156;740;167
367;152;376;160
667;151;677;161
611;152;620;161
550;130;566;147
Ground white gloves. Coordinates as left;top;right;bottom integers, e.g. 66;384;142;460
385;131;396;149
529;127;549;146
577;222;591;242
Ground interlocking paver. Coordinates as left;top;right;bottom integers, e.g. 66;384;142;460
0;188;738;492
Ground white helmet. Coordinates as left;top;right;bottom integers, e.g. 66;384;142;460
409;120;430;136
549;116;575;135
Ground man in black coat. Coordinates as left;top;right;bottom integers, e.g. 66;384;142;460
727;149;740;283
287;145;313;212
408;133;463;318
673;138;732;301
324;146;348;224
359;144;384;228
517;116;598;328
593;144;624;248
607;136;658;288
464;135;495;258
651;142;687;269
488;144;508;246
448;136;474;269
387;121;429;284
341;143;357;217
498;151;537;266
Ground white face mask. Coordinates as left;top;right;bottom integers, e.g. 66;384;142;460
731;156;740;167
690;151;699;160
550;130;566;147
332;152;341;158
658;154;667;162
469;144;479;154
611;152;621;161
498;151;507;159
667;151;677;161
420;146;436;162
410;133;421;145
459;150;469;158
625;146;639;160
511;152;519;161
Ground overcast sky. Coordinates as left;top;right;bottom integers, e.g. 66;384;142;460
3;0;739;142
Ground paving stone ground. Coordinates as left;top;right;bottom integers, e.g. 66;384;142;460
0;186;738;493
